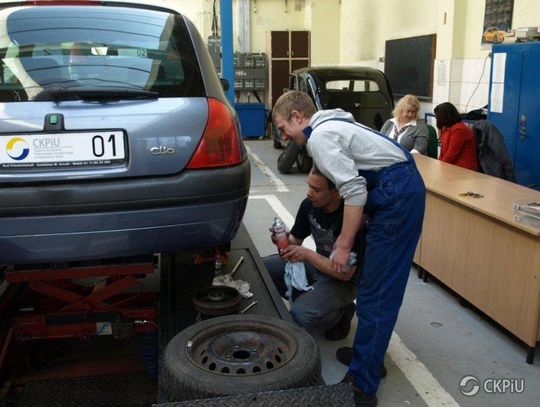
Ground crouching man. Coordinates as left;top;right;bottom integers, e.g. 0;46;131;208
263;166;365;340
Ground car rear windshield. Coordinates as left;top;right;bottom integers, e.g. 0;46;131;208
0;5;205;102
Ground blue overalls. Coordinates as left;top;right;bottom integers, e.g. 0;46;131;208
306;120;426;395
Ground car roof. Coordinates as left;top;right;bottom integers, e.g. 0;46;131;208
291;66;385;80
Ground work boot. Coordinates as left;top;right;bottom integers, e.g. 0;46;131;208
336;347;387;378
352;385;378;407
324;302;355;341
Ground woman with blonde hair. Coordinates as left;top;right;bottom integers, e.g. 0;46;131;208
380;94;428;154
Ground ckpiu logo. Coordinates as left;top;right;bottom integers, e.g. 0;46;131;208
6;137;30;160
459;375;525;396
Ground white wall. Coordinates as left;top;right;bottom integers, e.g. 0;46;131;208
137;0;540;114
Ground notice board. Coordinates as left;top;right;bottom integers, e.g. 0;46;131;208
384;34;436;99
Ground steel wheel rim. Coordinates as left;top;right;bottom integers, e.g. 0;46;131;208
185;321;298;376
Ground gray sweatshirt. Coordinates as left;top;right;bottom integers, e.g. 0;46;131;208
306;109;407;206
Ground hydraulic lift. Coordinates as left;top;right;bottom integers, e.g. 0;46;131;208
0;225;297;406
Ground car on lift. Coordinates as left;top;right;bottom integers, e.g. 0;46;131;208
272;66;394;173
0;1;250;265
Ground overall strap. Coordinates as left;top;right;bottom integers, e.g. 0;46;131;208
304;117;412;160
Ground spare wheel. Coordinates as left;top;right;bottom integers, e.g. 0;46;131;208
161;314;323;401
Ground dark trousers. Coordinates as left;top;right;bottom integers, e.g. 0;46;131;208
264;254;355;329
349;159;425;395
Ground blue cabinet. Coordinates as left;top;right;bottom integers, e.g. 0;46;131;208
488;42;540;187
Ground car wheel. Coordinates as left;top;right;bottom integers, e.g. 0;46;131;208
161;315;323;402
296;152;313;174
272;124;284;149
277;142;300;174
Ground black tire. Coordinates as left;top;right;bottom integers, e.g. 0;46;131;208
272;125;284;149
277;142;300;174
296;152;313;173
161;314;323;402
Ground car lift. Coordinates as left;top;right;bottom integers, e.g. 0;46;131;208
0;260;157;385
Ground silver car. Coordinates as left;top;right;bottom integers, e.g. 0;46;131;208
0;2;250;264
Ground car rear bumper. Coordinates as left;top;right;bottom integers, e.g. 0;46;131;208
0;161;250;264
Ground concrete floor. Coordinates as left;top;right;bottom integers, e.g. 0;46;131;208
242;139;540;407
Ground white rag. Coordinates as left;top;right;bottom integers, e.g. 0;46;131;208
284;261;313;300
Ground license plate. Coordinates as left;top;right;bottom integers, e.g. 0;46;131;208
0;131;126;168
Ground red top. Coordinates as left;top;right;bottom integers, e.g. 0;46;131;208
439;122;479;171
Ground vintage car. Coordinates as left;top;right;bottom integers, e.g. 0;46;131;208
273;66;393;173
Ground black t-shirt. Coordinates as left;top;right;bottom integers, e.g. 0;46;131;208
290;198;365;258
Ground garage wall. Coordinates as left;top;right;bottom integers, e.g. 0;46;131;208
435;0;540;113
339;0;438;65
130;0;540;114
308;0;341;65
338;0;540;113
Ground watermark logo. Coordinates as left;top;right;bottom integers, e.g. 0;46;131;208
459;375;525;396
459;375;480;396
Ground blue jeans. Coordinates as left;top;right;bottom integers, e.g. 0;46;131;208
263;254;356;329
349;159;425;395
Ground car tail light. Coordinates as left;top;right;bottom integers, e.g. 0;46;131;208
187;98;242;169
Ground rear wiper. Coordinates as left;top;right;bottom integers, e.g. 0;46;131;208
33;87;159;102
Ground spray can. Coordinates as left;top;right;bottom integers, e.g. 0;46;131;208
272;217;289;253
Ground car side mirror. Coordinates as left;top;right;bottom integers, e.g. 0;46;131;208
220;78;230;91
282;87;290;94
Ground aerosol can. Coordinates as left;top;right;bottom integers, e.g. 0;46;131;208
271;217;289;253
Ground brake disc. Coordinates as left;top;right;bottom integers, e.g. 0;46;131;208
192;285;242;316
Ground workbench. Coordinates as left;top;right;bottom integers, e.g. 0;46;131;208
413;154;540;363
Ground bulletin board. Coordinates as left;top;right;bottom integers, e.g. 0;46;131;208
384;34;436;100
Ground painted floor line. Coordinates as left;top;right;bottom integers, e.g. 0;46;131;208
250;193;457;407
245;145;289;192
388;331;459;406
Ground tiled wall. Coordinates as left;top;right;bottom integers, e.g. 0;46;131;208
434;57;492;113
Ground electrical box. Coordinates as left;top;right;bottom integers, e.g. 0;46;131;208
233;52;267;92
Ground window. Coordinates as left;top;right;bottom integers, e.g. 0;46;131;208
0;7;204;101
324;79;379;92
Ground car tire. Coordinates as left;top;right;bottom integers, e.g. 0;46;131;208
277;142;300;174
161;315;323;402
296;152;313;174
272;124;284;149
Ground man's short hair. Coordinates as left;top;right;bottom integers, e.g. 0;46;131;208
311;164;336;190
272;90;317;121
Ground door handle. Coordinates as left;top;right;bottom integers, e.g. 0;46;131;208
519;114;527;140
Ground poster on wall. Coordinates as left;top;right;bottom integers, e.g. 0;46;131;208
481;0;514;49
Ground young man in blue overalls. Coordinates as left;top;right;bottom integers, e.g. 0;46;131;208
273;91;425;407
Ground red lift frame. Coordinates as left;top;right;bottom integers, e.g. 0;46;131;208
5;262;157;340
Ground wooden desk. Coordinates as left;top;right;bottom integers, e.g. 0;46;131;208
413;155;540;363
